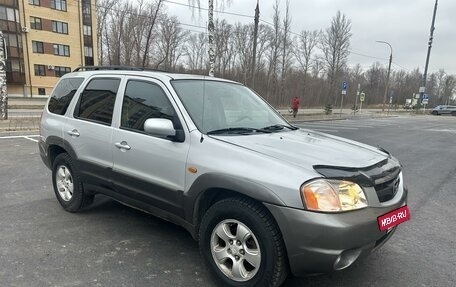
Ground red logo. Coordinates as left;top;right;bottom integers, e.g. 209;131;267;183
377;205;410;231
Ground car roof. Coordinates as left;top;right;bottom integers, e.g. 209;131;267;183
61;68;238;84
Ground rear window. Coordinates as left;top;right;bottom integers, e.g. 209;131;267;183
74;78;121;125
48;78;84;115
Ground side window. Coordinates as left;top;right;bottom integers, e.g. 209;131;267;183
48;78;84;115
75;78;120;125
121;80;175;132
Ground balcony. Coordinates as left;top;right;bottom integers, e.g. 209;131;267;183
6;71;25;84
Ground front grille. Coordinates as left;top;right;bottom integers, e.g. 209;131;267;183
314;158;402;203
373;170;400;202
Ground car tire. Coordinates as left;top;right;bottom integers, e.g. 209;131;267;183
451;111;456;116
431;111;438;115
199;197;288;287
52;153;94;212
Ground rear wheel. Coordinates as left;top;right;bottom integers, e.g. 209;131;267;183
52;153;94;212
451;111;456;116
199;197;288;287
431;110;438;115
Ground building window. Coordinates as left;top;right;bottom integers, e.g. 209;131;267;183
82;2;91;15
83;25;91;36
0;7;5;21
54;66;71;77
84;46;93;57
34;64;46;76
5;33;22;48
0;7;19;23
32;41;44;53
52;21;68;34
53;44;70;56
51;0;67;11
30;16;42;30
29;0;40;5
38;88;46;95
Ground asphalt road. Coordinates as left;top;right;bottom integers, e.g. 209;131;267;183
0;115;455;287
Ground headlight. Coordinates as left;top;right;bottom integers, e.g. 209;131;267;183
300;179;368;212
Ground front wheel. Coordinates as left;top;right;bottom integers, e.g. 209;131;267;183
199;197;288;287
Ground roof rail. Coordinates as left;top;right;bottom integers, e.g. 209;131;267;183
73;66;172;73
73;66;144;72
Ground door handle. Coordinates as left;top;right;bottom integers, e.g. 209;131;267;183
67;129;80;137
115;141;131;151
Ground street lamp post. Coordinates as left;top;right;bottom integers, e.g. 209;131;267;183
376;41;392;113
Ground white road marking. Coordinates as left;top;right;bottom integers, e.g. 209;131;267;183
0;135;40;142
309;129;340;133
298;124;358;130
24;136;39;143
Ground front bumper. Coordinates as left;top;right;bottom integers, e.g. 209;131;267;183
264;187;407;275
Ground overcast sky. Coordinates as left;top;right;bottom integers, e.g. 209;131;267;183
163;0;455;75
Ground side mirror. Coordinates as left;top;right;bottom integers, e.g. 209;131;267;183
144;118;185;142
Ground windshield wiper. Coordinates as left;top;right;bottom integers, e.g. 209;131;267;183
207;127;272;135
261;124;298;131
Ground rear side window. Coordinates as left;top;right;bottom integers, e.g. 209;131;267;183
48;78;84;115
75;78;120;125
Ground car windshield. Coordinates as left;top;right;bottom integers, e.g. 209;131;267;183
171;79;292;134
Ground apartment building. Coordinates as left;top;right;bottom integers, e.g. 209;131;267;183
0;0;97;97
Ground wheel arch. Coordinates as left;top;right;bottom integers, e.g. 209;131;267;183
46;136;78;167
184;173;286;237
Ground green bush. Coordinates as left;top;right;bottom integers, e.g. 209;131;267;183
324;104;333;115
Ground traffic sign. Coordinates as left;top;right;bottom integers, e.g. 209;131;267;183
422;94;429;100
342;90;347;95
360;92;365;102
419;86;426;93
342;81;348;90
422;98;429;105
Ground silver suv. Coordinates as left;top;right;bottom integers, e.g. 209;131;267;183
39;67;409;287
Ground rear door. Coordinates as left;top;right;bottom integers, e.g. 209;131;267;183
111;76;190;217
64;76;122;190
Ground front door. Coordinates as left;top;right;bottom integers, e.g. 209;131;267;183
111;77;190;217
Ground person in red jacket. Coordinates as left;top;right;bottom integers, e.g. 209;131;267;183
291;96;300;118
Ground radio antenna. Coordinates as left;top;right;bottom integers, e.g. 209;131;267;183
200;76;206;143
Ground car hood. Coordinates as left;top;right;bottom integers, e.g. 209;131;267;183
211;129;389;170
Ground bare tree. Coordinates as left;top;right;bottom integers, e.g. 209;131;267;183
142;0;164;67
442;75;456;105
96;0;117;65
233;23;253;84
155;16;189;71
250;0;260;87
321;11;352;105
280;0;292;103
265;0;282;104
434;69;446;102
294;29;321;99
185;33;207;71
108;1;132;65
213;20;233;76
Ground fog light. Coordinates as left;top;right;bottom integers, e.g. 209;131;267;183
333;248;362;270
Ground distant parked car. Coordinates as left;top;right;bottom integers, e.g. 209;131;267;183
431;105;456;115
